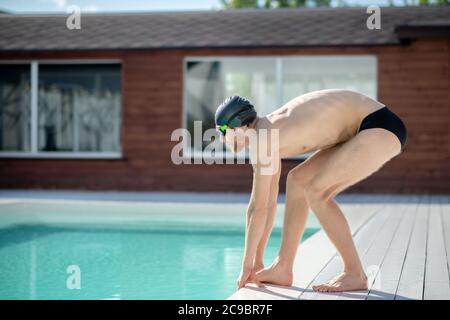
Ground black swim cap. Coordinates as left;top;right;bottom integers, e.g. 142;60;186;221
215;96;257;128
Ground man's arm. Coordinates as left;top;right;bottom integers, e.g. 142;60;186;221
237;158;281;289
236;120;281;289
254;159;281;269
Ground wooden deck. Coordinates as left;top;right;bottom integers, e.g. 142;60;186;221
228;194;450;300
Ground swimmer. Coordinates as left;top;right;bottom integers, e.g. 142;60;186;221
215;89;408;293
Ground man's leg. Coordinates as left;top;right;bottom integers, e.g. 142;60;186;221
257;128;402;291
308;199;366;292
256;147;342;285
305;128;401;292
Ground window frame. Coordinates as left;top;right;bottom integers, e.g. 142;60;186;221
0;59;123;159
182;55;378;161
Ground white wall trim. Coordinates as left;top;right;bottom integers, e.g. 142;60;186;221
30;62;38;153
275;57;283;107
184;55;377;61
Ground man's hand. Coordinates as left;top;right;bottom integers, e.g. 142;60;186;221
236;266;265;290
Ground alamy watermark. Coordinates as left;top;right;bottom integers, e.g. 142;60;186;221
65;5;381;32
66;264;81;290
66;5;81;30
366;5;381;30
170;121;280;175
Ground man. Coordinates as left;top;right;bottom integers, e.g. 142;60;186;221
214;89;407;293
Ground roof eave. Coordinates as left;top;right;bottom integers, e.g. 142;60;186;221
394;25;450;41
0;42;406;53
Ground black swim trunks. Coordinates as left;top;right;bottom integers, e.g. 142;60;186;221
357;106;408;151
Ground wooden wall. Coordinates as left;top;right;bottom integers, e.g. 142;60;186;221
0;39;449;194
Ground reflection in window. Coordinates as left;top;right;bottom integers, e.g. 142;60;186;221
185;59;276;154
185;56;377;158
282;56;377;103
0;65;30;151
38;64;121;152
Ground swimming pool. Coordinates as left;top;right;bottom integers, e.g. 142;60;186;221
0;199;320;300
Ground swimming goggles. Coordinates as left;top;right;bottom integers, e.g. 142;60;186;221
217;124;229;136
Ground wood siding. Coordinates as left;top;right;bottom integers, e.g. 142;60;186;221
1;39;449;194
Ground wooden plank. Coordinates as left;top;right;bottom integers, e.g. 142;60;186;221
441;195;450;283
337;196;412;300
367;195;420;300
299;255;342;300
424;195;450;300
395;195;429;300
228;200;381;300
421;196;450;300
299;196;393;300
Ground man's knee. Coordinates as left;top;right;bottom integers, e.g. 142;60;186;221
304;179;336;206
286;168;309;194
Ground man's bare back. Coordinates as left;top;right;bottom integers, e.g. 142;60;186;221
260;89;386;157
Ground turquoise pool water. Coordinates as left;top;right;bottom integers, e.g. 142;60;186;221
0;200;320;300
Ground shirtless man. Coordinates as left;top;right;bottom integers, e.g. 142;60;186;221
214;89;408;293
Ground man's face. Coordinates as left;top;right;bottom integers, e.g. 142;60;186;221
220;126;247;153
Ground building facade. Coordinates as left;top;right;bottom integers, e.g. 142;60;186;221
0;7;449;194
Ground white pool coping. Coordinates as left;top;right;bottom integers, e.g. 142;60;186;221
0;189;417;204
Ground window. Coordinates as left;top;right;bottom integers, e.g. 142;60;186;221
184;56;377;160
282;56;377;103
0;61;122;158
0;65;31;151
184;58;277;159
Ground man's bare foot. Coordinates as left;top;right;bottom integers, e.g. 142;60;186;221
312;272;368;292
255;258;293;287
